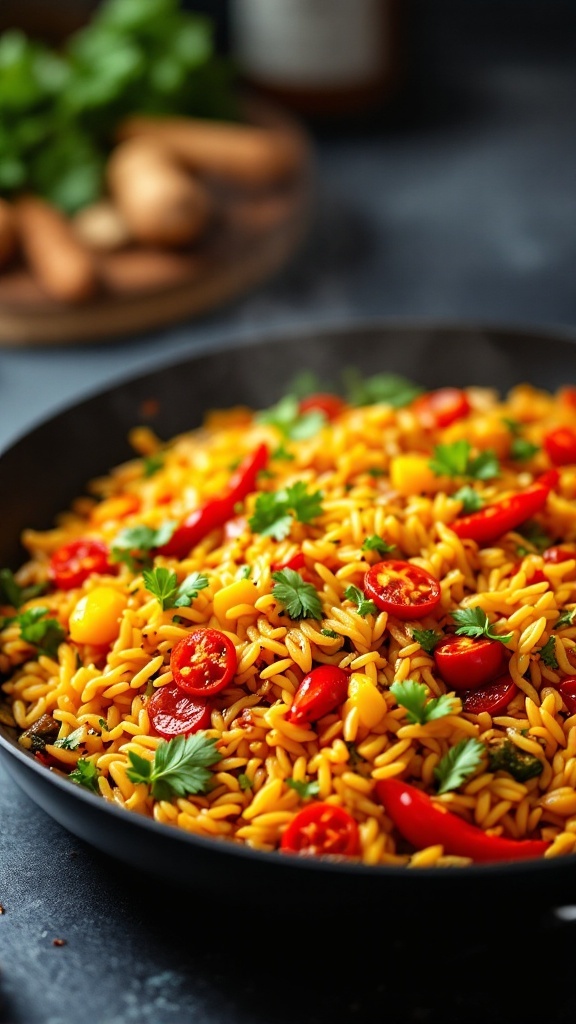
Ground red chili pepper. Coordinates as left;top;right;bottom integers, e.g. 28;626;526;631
451;470;559;546
375;777;550;863
286;664;350;725
543;425;576;466
157;443;268;558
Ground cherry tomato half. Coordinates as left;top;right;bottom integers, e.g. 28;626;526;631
170;627;237;697
411;387;471;430
280;802;360;857
363;559;441;620
462;675;518;715
543;426;576;466
298;393;347;421
49;538;117;590
524;544;576;584
558;677;576;716
148;682;212;738
287;664;350;725
434;634;506;692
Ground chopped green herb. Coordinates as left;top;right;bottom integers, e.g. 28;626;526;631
142;454;164;478
361;535;395;556
271;568;323;620
111;521;177;570
556;608;576;629
270;443;295;462
237;773;252;791
452;606;512;644
69;758;100;793
411;628;442;655
510;438;540;461
286;777;321;800
487;736;543;782
342;369;423;409
249;481;323;540
452;485;484;514
429;440;500;481
538;635;558;668
126;733;221;800
15;607;66;657
98;718;108;730
236;565;252;580
0;568;46;608
54;726;84;751
321;628;340;640
434;737;485;794
257;394;325;441
390;680;454;725
515;521;551;554
367;467;384;478
288;370;325;398
343;584;377;617
142;567;209;610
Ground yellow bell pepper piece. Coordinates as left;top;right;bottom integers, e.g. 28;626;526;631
346;673;387;729
213;578;259;620
389;453;439;496
69;586;127;645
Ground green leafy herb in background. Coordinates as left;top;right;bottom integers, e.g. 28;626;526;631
434;737;485;794
429;440;500;481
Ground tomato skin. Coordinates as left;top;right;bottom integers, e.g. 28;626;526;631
451;471;558;546
49;538;117;590
271;552;305;573
363;559;441;620
544;426;576;466
280;802;360;856
286;664;350;725
170;627;237;697
462;675;518;715
298;393;347;421
558;677;576;715
412;387;471;430
433;634;506;692
148;682;212;738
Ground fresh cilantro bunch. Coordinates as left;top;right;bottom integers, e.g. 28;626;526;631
127;733;221;800
429;440;500;481
111;522;177;571
249;481;323;541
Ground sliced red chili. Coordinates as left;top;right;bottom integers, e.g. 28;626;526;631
170;627;237;697
298;393;347;421
558;677;576;715
280;802;360;857
451;471;558;546
157;443;268;559
433;634;506;692
543;426;576;466
411;387;471;430
271;552;305;573
462;675;518;715
286;664;350;725
363;559;441;620
376;778;550;863
48;538;117;590
148;682;212;738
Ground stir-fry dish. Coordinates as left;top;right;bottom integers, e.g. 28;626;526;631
2;372;576;867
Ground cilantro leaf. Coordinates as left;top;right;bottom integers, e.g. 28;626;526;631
361;535;395;556
17;606;66;657
126;733;221;801
510;438;540;461
411;628;442;654
429;440;499;481
556;608;576;629
142;454;164;478
54;726;84;750
249;482;323;540
257;394;325;441
341;369;423;408
69;758;100;793
0;568;46;608
390;680;454;725
539;635;558;668
237;772;252;790
452;485;484;514
487;737;543;782
344;584;377;617
452;607;512;644
321;628;340;639
142;567;208;610
286;777;321;799
434;737;485;794
271;568;323;620
111;521;177;570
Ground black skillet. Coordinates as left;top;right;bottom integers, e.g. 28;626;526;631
2;319;576;917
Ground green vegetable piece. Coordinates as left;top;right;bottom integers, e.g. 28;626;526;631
452;485;484;514
452;606;512;644
411;628;442;655
429;440;500;481
343;584;377;617
286;777;321;800
390;680;454;726
249;482;323;540
126;732;221;800
361;535;395;556
16;607;66;657
271;568;323;620
69;758;100;793
54;726;84;751
341;369;423;409
538;635;559;669
487;737;543;782
434;738;486;794
142;567;208;610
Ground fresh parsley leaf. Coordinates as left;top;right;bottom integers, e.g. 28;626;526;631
111;521;176;570
429;440;499;481
98;718;108;730
539;635;559;668
390;680;454;725
286;777;321;799
434;738;485;794
321;628;340;639
249;482;323;540
142;567;208;610
452;485;484;514
344;584;377;617
0;568;46;608
361;535;395;556
510;438;540;461
411;628;442;654
257;394;325;441
452;607;512;644
341;369;423;409
271;443;295;462
69;758;100;793
556;608;576;629
142;454;164;478
17;607;66;657
271;568;323;620
515;521;551;553
237;772;252;791
54;726;84;750
126;733;221;801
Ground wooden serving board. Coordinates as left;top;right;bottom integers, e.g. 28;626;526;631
0;97;315;346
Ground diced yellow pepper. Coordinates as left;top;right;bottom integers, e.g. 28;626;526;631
346;673;387;729
213;578;259;620
389;453;439;496
69;586;127;646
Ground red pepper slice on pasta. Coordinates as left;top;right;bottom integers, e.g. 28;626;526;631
148;682;212;738
48;537;117;590
363;559;441;620
280;802;360;857
286;664;350;725
170;627;237;697
451;470;558;546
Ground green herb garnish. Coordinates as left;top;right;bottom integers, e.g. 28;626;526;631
271;568;323;620
434;737;485;794
111;521;176;570
249;481;323;540
69;758;100;793
343;584;377;617
286;777;321;800
342;369;423;409
487;737;543;782
429;440;500;481
538;635;559;668
411;628;442;655
142;567;209;610
126;733;221;800
361;535;395;556
452;485;484;514
452;606;512;644
390;680;454;725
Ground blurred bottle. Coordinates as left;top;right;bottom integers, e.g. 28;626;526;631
228;0;405;121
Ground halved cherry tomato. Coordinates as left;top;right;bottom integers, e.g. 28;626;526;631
363;559;441;620
49;538;117;590
148;682;211;738
462;675;518;715
543;426;576;466
271;552;305;573
524;544;576;584
411;387;471;430
286;664;350;725
298;393;347;421
280;802;360;856
170;627;237;697
451;471;558;546
558;677;576;715
433;634;506;692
